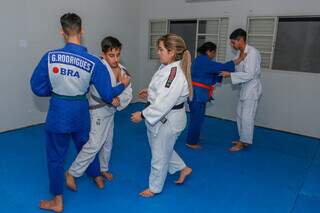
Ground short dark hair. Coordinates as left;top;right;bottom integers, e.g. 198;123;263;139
229;28;247;42
60;13;82;36
101;36;122;53
197;42;217;55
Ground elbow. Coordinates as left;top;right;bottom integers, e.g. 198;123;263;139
33;86;52;97
32;89;49;97
30;82;52;97
34;88;52;97
30;85;40;96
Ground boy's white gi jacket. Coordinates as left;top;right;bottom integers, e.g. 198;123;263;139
89;59;132;115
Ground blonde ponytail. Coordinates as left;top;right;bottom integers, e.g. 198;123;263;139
181;50;193;101
158;33;193;100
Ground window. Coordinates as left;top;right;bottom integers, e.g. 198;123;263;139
149;18;229;61
247;17;277;69
149;20;168;59
169;20;197;58
197;18;229;62
247;16;320;73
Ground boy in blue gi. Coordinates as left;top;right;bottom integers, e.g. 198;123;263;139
185;42;245;149
30;13;130;212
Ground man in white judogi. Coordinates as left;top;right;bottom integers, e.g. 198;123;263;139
66;36;132;190
220;28;262;152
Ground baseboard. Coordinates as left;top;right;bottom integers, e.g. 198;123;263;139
1;102;319;140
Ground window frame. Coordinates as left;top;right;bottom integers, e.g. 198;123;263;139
246;16;278;69
148;19;168;59
247;15;320;73
148;17;229;61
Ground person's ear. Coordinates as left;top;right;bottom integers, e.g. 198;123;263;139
59;28;64;36
101;52;107;60
80;28;85;35
212;50;217;57
169;50;176;59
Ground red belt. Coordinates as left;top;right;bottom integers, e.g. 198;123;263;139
192;81;214;100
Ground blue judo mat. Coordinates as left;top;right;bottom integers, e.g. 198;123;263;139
0;103;319;213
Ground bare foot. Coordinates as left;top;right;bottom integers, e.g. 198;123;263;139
175;167;192;184
39;195;63;212
185;143;202;149
229;142;248;152
101;171;113;181
94;176;105;189
65;172;77;191
232;140;241;145
139;188;155;197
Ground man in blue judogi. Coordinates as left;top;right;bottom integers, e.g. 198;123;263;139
30;13;130;212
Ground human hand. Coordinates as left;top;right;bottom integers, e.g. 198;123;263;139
234;52;247;65
120;74;130;87
131;111;142;123
112;97;120;107
239;51;247;60
138;88;148;100
219;71;231;78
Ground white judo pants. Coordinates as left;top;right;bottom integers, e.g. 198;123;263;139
69;112;114;177
236;99;258;145
147;121;186;194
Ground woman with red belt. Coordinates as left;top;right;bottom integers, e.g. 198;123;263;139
186;42;245;149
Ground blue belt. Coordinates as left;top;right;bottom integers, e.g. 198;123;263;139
52;92;87;100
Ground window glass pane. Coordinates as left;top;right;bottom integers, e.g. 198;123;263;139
261;52;271;68
149;48;159;59
169;20;197;58
197;35;219;48
198;20;219;34
217;18;229;61
150;35;161;48
248;35;273;52
248;18;275;34
151;21;166;34
272;17;320;73
149;20;166;59
217;45;227;62
149;18;229;60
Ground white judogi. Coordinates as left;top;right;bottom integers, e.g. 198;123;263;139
68;59;132;177
142;60;189;193
231;44;262;144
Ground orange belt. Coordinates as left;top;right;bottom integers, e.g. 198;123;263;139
192;81;214;100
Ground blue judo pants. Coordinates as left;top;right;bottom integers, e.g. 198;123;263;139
186;101;206;145
45;130;100;196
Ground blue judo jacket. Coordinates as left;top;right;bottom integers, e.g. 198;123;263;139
191;54;235;103
30;43;124;133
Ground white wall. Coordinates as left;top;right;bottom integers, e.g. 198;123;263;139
138;0;320;138
0;0;140;132
1;0;319;138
